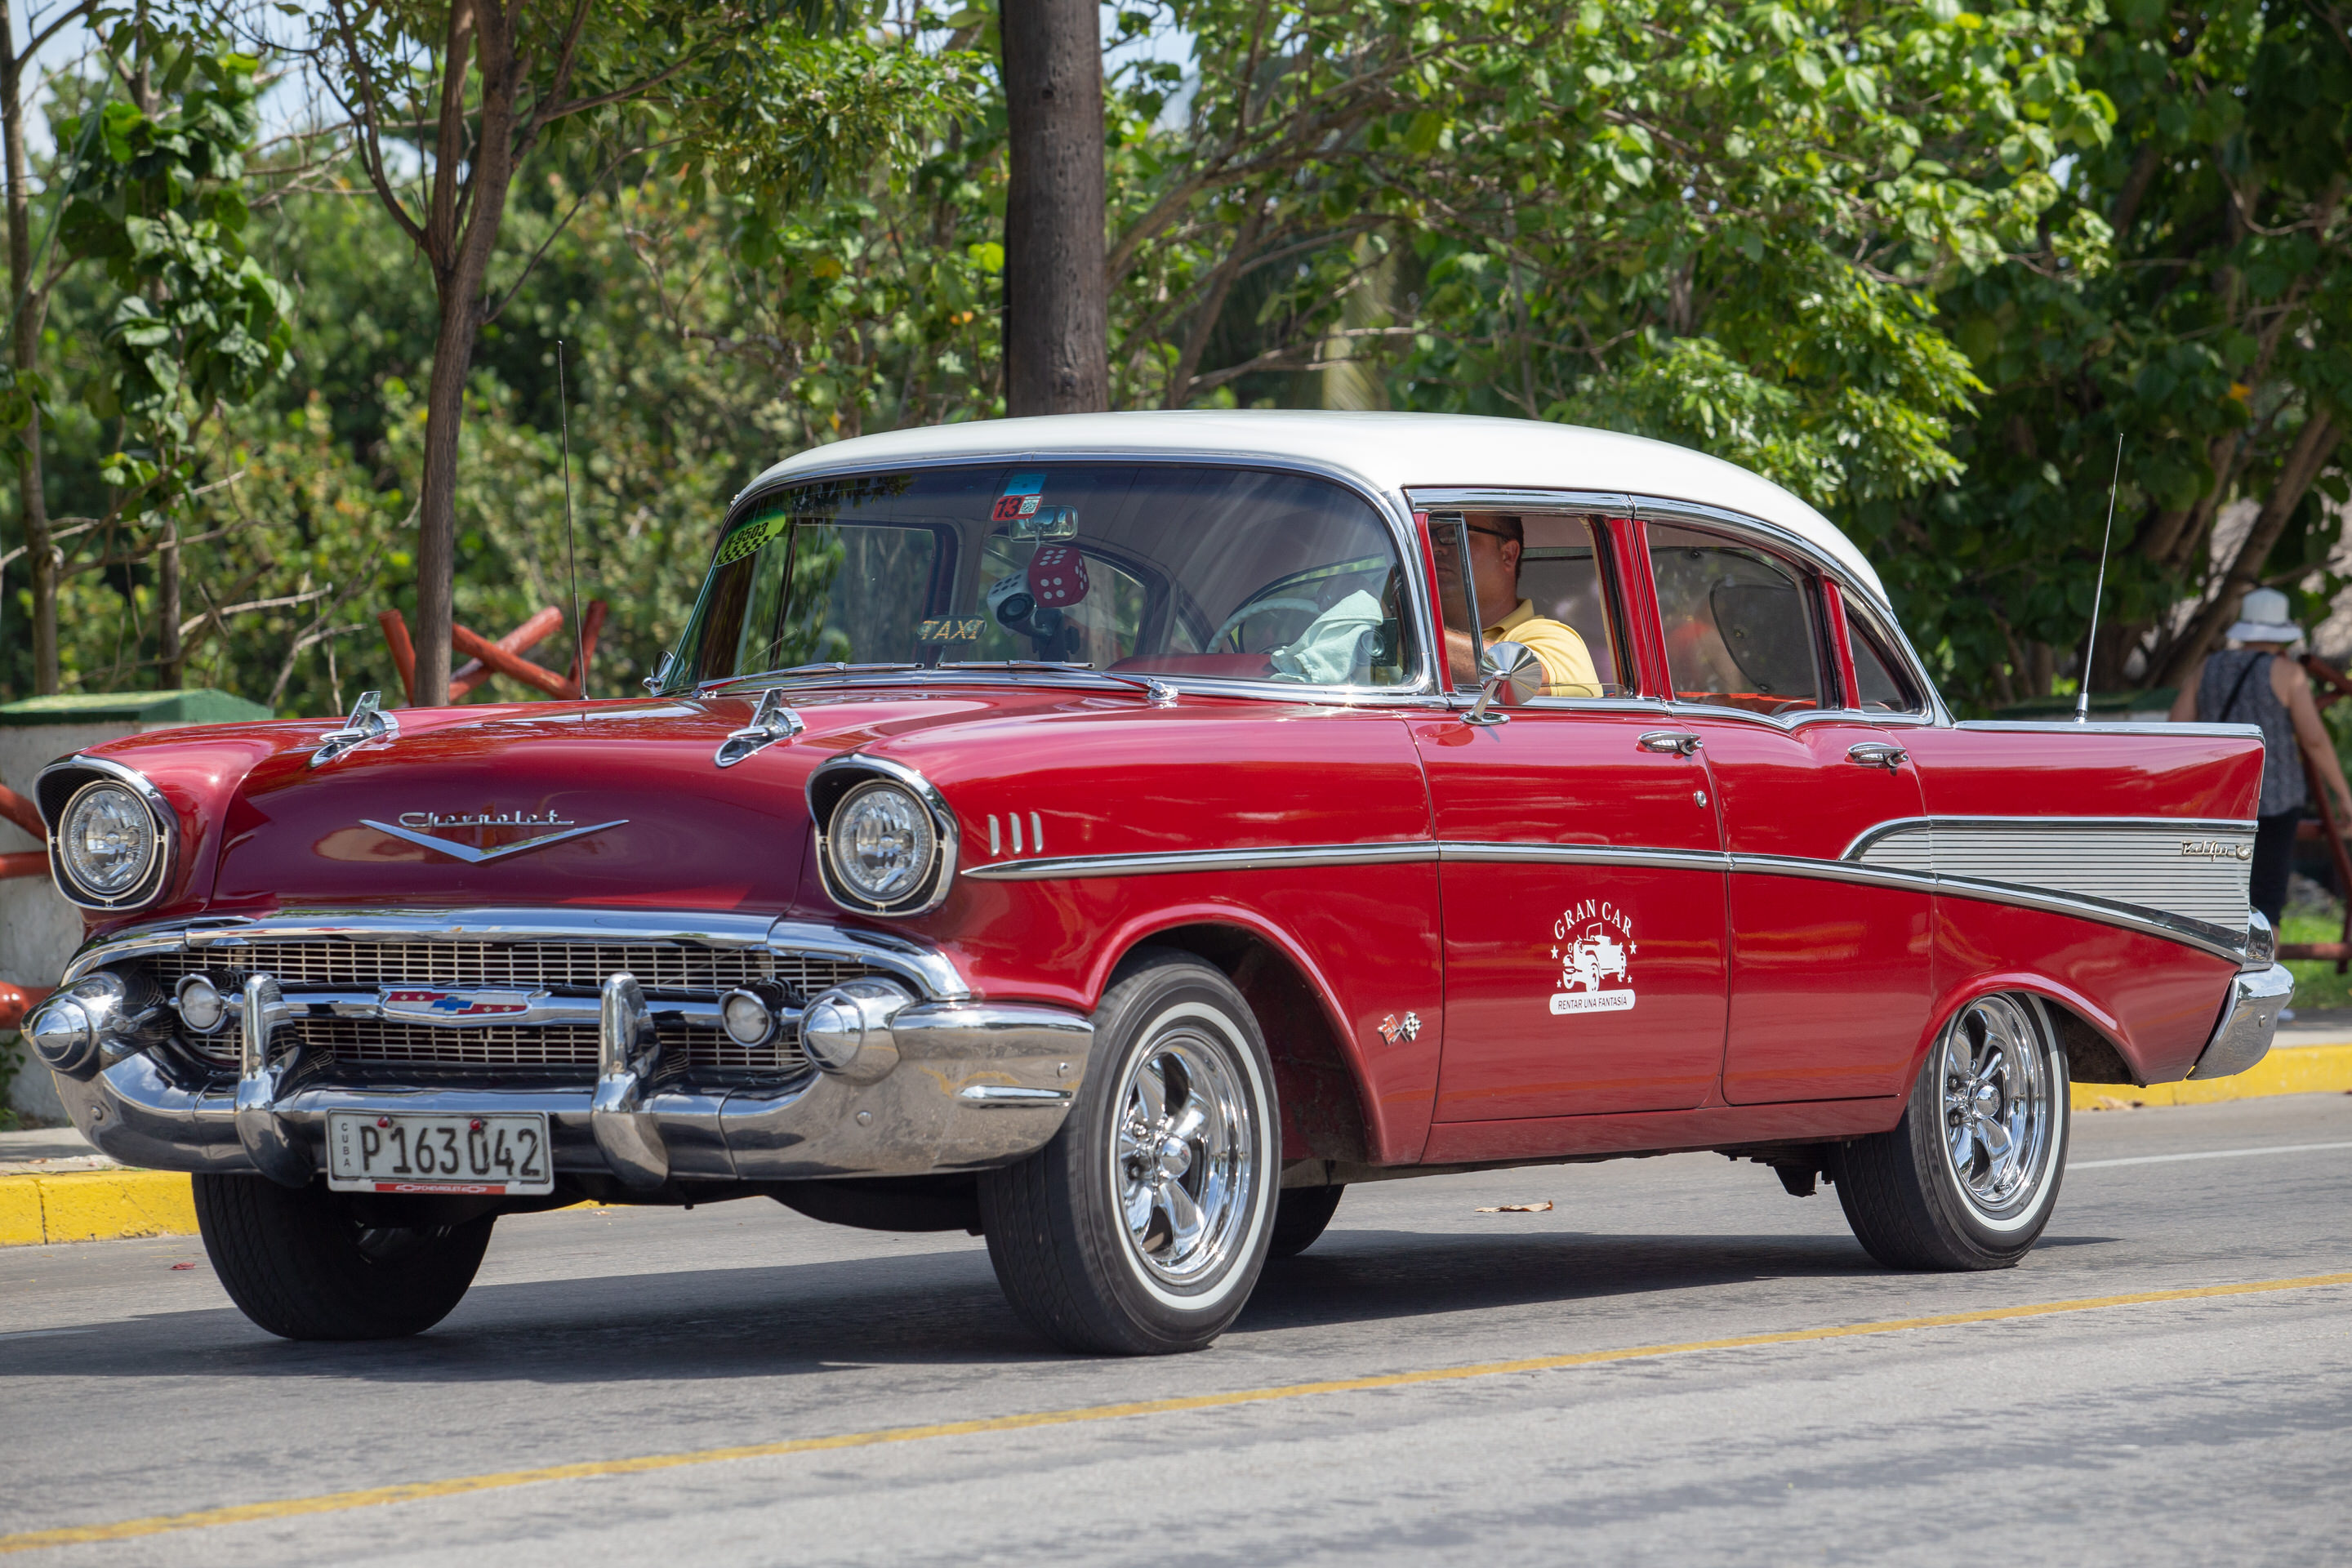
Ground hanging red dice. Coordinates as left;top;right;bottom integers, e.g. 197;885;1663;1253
1027;545;1090;608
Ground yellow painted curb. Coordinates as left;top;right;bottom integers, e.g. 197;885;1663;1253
0;1169;196;1247
2074;1041;2352;1111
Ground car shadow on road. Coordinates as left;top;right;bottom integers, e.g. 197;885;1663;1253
0;1223;1958;1387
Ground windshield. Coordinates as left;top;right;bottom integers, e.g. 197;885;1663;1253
670;464;1415;690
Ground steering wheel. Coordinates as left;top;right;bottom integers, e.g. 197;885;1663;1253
1211;597;1327;652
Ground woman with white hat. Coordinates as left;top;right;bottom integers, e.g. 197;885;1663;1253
2168;586;2352;930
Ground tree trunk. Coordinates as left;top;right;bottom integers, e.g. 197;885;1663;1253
0;2;55;693
2155;412;2344;689
411;2;527;707
157;519;180;687
1000;0;1107;416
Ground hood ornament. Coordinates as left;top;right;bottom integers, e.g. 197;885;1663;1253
714;687;804;768
362;809;627;864
311;691;399;768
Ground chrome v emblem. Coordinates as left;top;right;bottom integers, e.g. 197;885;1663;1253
361;817;628;863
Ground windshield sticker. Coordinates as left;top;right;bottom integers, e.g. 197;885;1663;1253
1550;900;1637;1014
918;617;986;643
991;470;1048;522
1027;544;1090;608
714;510;789;568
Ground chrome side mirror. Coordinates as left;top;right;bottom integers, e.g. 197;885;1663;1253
1465;640;1543;726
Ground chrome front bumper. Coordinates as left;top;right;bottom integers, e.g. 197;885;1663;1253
38;907;1093;1192
54;996;1092;1188
2189;962;2292;1080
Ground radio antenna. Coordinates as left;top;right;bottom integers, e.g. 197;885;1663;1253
2074;434;2126;724
557;339;586;700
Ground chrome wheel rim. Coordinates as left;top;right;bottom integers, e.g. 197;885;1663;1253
1111;1024;1256;1287
1937;995;2059;1223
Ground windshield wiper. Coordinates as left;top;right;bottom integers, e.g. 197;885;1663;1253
938;661;1175;705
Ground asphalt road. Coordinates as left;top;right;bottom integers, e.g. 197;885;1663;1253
4;1094;2350;1566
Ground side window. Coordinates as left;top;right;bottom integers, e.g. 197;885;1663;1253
1847;608;1927;715
1649;523;1824;715
1428;510;1632;697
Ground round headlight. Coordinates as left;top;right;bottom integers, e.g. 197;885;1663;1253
58;781;161;902
826;780;937;906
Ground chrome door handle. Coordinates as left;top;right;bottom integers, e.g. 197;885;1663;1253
1847;742;1908;770
1638;730;1703;756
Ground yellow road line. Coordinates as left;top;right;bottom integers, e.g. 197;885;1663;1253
5;1268;2347;1557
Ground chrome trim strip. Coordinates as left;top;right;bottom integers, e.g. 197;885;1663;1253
966;841;1441;881
1730;852;1938;893
1928;874;2247;963
58;907;969;1003
35;755;177;912
1847;815;2255;932
1956;720;2262;736
1405;488;1635;515
1438;841;1728;872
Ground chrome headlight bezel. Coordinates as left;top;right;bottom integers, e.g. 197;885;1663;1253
808;755;958;918
41;760;175;911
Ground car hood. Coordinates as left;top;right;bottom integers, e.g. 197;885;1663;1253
91;688;1086;919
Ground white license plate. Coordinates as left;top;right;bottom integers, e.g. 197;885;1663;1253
325;1111;554;1196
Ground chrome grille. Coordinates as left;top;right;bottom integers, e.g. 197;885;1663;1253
143;940;876;997
146;938;883;1079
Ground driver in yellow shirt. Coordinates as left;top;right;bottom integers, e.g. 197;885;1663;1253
1439;514;1601;697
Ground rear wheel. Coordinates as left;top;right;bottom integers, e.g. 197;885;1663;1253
980;950;1279;1354
193;1174;494;1340
1835;992;2069;1270
1269;1184;1345;1259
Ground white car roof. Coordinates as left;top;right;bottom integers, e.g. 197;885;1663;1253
750;410;1890;604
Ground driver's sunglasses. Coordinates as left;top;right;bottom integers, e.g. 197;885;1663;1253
1463;524;1518;543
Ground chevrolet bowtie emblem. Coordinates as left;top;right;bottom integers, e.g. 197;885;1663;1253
362;811;627;863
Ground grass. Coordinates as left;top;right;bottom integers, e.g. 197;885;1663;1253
2280;910;2352;1011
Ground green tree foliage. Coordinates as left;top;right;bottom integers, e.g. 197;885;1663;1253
1107;0;2114;512
1857;0;2351;709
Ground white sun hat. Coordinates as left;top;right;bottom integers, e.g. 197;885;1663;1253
2226;586;2304;646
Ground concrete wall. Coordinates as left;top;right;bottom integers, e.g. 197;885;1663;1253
2;723;172;1123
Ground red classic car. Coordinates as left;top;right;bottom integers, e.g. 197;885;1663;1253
24;412;2288;1353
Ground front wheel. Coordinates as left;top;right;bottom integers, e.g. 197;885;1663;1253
1834;992;2069;1270
193;1174;495;1340
980;950;1280;1354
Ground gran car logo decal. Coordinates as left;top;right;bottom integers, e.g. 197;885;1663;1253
362;809;628;864
379;987;534;1023
2179;838;2252;860
1550;899;1637;1015
1376;1011;1423;1045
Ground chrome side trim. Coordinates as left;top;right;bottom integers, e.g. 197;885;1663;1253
35;755;178;912
966;832;2252;962
1439;841;1728;872
1848;816;2256;931
1956;720;2263;737
964;841;1441;881
58;907;969;1003
1929;874;2247;963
